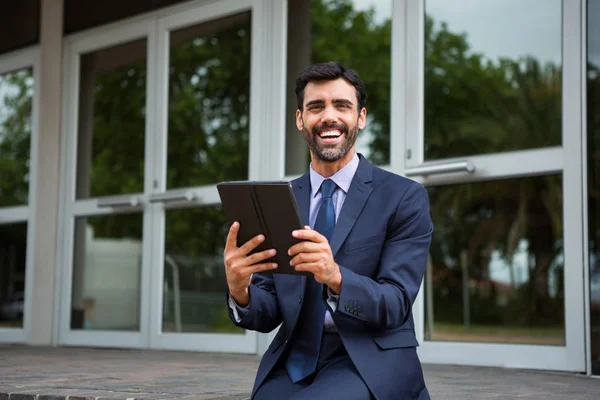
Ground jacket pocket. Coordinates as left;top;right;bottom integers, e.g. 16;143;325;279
372;329;419;349
346;232;386;252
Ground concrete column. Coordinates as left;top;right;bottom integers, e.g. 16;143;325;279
29;0;63;345
285;0;312;176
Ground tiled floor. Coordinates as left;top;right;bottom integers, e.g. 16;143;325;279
0;345;599;399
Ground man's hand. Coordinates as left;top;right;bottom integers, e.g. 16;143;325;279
224;222;278;306
289;226;342;294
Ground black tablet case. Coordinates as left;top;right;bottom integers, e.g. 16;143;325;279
217;181;309;276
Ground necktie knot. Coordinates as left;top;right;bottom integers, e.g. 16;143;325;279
321;179;336;199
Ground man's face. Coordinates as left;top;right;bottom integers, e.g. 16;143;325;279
296;78;367;163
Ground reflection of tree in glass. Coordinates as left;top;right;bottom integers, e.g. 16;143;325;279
423;17;564;333
311;0;392;165
424;16;561;159
167;13;250;188
0;3;569;334
0;69;33;207
587;61;600;357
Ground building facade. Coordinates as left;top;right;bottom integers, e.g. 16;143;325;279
0;0;599;376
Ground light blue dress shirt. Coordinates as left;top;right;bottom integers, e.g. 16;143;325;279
229;153;360;332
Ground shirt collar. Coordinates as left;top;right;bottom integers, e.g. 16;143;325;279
309;152;359;197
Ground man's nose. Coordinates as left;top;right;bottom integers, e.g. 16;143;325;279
321;108;338;124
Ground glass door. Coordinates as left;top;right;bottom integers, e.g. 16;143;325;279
59;0;267;353
58;20;154;347
405;0;585;371
0;47;38;343
148;0;262;353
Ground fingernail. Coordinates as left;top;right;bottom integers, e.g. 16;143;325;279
258;235;264;241
272;263;278;268
292;231;298;237
233;221;239;227
270;249;276;255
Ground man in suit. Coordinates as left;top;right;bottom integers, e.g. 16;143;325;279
224;61;433;399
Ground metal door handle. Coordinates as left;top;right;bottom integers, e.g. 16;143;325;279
404;160;475;177
97;195;142;208
148;190;198;204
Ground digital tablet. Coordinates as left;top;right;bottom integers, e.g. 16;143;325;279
217;181;309;276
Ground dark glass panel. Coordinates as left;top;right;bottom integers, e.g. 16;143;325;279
587;0;600;376
425;175;565;345
162;205;242;334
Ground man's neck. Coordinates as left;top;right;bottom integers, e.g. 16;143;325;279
311;150;356;178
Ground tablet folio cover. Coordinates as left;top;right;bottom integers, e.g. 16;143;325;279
217;181;309;276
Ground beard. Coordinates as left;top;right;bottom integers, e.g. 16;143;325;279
302;121;359;162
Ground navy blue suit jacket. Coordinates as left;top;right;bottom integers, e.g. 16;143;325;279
228;155;433;400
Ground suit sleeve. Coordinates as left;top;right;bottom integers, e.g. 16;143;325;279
226;272;282;333
335;182;433;330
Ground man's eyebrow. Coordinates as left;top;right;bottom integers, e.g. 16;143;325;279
305;99;325;107
332;99;354;106
305;98;354;107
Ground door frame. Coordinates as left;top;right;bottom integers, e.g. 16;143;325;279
403;0;586;372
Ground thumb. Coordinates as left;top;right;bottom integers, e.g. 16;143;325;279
304;225;312;230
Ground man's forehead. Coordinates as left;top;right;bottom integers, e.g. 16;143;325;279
303;78;357;104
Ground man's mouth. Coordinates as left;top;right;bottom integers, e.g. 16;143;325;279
317;129;343;144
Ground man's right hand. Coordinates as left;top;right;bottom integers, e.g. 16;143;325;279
224;221;278;307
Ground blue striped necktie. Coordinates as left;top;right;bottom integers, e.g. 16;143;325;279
285;179;337;383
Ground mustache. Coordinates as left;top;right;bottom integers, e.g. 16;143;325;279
311;123;348;135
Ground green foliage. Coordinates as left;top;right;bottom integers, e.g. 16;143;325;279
0;68;33;207
0;2;578;334
311;0;392;165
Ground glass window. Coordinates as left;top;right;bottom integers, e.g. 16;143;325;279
285;0;392;175
166;12;251;189
162;206;242;334
71;214;143;331
587;0;600;376
75;39;147;199
423;0;562;161
0;223;27;328
425;175;564;345
0;67;33;207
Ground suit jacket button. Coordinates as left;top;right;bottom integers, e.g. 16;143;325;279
298;295;303;303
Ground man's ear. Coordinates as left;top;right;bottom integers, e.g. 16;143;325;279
296;109;303;130
358;107;367;130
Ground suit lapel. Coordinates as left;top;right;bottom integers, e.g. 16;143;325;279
330;156;374;257
293;173;311;227
290;174;310;296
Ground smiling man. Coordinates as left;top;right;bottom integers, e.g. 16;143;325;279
224;62;433;399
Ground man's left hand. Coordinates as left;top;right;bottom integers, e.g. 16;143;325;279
289;226;342;294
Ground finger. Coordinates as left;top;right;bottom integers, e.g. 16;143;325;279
294;262;323;274
292;228;325;242
288;241;320;256
289;252;320;266
238;234;265;256
225;221;240;251
245;249;277;266
245;262;279;275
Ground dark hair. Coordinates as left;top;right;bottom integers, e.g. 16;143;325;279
295;61;367;112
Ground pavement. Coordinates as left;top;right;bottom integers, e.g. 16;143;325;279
0;345;599;399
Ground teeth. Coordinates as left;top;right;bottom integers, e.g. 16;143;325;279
319;130;341;138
